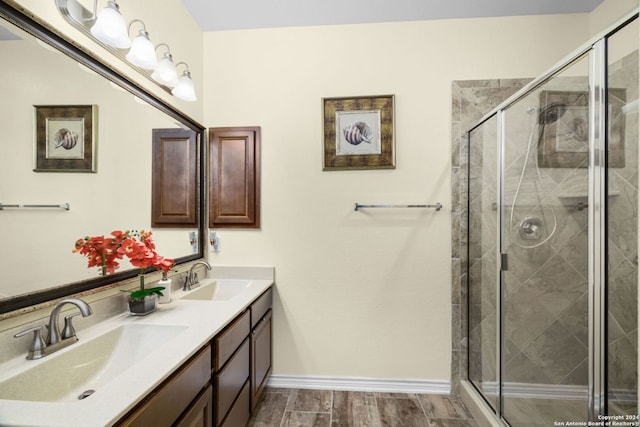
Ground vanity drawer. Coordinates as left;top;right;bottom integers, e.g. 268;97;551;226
220;380;250;427
215;337;250;426
251;287;272;328
215;309;250;370
118;345;211;427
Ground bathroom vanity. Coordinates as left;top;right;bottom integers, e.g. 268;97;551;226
0;267;274;427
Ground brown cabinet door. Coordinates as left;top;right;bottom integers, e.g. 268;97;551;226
208;127;260;229
151;128;199;228
251;309;272;411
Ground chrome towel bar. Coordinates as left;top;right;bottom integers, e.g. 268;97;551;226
0;202;70;210
354;203;442;211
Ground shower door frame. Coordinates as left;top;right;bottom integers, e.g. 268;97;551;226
465;10;639;424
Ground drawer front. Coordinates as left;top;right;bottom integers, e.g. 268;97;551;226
251;287;272;328
215;338;250;426
118;346;211;427
215;309;250;370
220;380;250;427
175;385;213;427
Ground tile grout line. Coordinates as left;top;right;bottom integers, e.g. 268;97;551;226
329;390;333;426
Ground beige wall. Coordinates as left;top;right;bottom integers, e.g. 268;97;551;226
202;14;593;381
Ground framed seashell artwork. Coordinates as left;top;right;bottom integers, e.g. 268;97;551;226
322;95;394;170
537;89;626;168
34;105;97;172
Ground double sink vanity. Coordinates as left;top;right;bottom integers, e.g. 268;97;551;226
0;266;274;427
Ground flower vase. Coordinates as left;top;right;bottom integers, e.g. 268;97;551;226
128;274;158;316
128;294;158;316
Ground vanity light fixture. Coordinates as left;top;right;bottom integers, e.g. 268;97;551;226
90;0;130;49
125;20;157;70
151;44;178;87
172;62;197;102
56;0;198;101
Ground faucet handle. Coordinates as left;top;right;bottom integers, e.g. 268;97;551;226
62;312;82;340
14;325;46;360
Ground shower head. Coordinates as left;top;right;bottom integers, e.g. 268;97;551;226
538;102;567;125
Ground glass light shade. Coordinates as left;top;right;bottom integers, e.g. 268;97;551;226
151;55;178;87
90;1;130;49
126;31;158;70
172;73;197;102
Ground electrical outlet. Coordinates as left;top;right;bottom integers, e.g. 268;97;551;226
209;230;220;252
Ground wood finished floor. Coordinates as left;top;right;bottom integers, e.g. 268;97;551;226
248;388;479;427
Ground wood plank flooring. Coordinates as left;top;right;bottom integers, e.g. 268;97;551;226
248;388;479;427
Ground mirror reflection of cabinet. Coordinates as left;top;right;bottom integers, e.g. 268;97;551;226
208;127;261;229
152;128;199;228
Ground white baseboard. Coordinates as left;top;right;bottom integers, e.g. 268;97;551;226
266;374;450;395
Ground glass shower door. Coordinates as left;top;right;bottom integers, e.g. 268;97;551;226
606;17;639;416
501;53;592;425
468;115;499;410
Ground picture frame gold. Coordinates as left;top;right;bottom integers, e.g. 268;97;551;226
34;105;97;172
322;95;395;170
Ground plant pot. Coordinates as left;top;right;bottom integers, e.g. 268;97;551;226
128;294;158;316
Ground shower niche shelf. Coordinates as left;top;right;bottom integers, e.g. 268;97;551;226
558;192;619;210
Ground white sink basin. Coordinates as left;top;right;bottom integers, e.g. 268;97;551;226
181;279;252;301
0;323;187;402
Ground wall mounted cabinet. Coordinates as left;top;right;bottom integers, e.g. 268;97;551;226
151;128;199;228
208;127;261;229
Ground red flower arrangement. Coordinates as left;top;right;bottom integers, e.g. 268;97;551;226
73;230;174;301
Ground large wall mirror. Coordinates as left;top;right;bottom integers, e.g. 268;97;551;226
0;4;205;315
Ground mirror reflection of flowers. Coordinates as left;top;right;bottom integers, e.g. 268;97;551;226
73;230;174;301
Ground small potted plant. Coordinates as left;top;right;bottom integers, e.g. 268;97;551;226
73;229;174;315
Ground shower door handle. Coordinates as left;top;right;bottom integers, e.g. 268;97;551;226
500;253;509;271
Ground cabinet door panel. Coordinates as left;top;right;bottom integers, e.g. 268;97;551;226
208;127;260;228
251;310;272;410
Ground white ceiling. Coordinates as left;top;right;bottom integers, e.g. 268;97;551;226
181;0;604;32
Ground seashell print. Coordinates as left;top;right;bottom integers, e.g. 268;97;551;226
54;128;79;150
343;121;373;145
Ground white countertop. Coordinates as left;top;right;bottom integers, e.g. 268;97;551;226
0;267;274;427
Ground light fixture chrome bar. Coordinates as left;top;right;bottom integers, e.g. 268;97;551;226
0;202;70;210
353;202;442;211
587;38;607;420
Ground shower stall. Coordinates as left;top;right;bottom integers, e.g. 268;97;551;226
466;12;638;425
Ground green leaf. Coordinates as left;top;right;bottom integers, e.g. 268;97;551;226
129;286;165;301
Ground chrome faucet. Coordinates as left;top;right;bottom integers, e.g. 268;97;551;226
14;298;93;360
183;260;212;291
47;298;93;345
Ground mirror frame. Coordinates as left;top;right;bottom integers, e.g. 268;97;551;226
0;3;206;315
